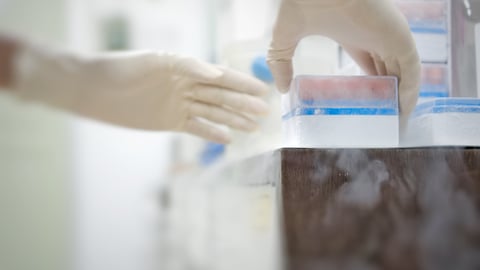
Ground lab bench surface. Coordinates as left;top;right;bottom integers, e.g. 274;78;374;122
165;147;480;270
278;147;480;270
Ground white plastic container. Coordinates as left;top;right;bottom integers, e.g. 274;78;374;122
413;32;448;63
418;64;449;101
395;0;448;63
403;98;480;146
282;76;399;148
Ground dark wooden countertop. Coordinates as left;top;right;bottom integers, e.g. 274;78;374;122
279;147;480;270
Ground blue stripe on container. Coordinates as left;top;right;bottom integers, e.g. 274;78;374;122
433;107;480;114
300;99;397;107
419;92;449;97
410;27;447;34
412;98;480;117
282;107;398;120
417;98;480;109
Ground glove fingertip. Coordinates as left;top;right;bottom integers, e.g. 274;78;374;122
276;83;290;93
267;60;293;93
208;125;232;144
274;77;292;93
215;133;232;144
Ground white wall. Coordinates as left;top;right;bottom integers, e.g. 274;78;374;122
0;1;71;270
66;1;211;270
72;120;171;270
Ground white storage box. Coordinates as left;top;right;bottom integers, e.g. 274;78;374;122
403;98;480;146
413;32;448;63
282;76;399;148
395;0;448;63
419;63;449;100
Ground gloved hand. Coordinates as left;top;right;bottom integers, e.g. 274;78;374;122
268;0;420;128
11;42;270;143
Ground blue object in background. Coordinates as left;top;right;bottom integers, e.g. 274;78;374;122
200;142;225;167
251;55;274;83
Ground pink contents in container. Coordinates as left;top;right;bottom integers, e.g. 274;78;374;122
282;75;399;148
292;76;397;106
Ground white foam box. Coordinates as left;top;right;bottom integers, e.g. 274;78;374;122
282;75;399;148
403;98;480;147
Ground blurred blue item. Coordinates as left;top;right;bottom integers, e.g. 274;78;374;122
251;55;273;83
200;142;225;166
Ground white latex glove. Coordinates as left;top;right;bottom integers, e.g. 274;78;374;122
11;43;270;143
268;0;421;128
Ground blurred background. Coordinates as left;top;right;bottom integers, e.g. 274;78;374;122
4;0;480;269
0;1;338;270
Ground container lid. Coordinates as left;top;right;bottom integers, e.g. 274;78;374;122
412;98;480;117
